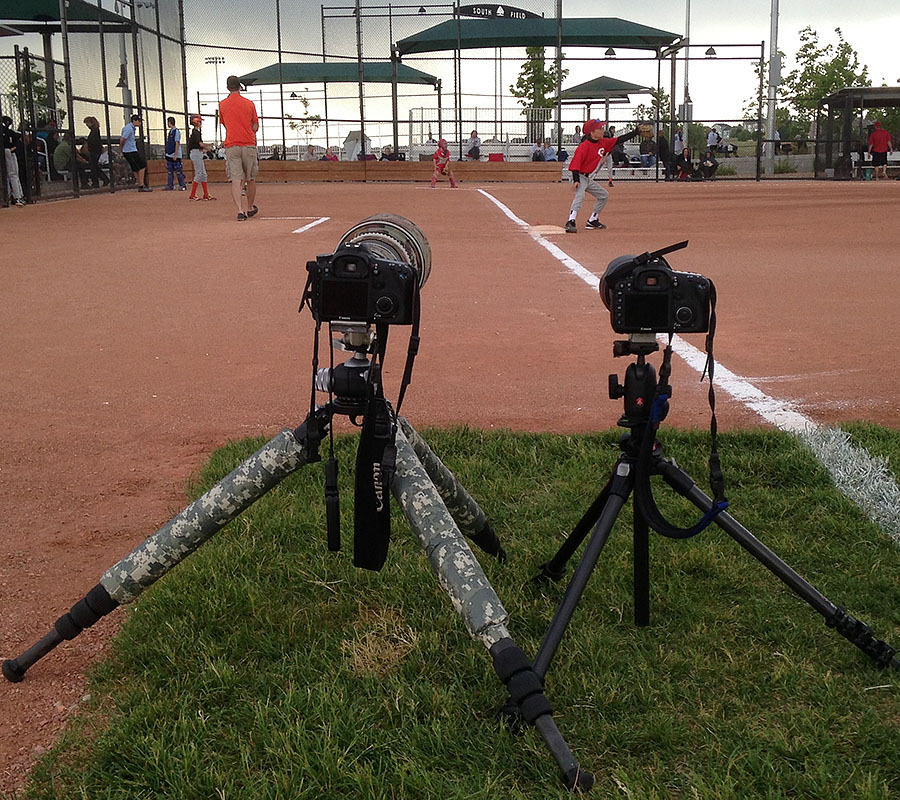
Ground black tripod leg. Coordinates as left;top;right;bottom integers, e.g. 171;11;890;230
633;508;650;627
533;465;633;681
534;476;614;583
491;640;594;792
657;460;899;670
3;413;329;683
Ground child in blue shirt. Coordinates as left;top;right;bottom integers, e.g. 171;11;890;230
164;116;186;190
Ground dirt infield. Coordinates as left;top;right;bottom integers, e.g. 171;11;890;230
1;179;898;791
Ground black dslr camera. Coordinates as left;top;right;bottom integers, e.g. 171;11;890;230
599;241;711;334
307;243;416;325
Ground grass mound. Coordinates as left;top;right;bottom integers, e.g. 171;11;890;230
22;427;900;799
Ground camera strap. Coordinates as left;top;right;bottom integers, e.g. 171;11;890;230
394;283;421;416
353;326;395;571
701;280;727;509
633;320;728;540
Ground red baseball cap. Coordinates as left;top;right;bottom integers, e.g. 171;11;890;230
583;119;607;137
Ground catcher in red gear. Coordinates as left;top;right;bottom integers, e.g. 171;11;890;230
431;139;457;188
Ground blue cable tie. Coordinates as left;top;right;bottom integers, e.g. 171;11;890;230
650;393;670;424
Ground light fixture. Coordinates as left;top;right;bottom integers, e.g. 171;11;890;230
290;92;298;99
705;47;717;57
605;47;616;58
418;5;426;12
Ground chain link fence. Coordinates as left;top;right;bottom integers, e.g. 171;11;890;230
5;0;883;202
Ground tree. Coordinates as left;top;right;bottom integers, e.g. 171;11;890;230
5;63;66;123
781;27;870;123
284;93;321;144
632;88;672;126
866;104;900;137
508;47;567;144
508;46;566;109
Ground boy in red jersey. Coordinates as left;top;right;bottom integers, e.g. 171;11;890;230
431;139;457;188
565;119;639;232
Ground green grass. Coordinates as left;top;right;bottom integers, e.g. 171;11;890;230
844;422;900;486
20;428;900;799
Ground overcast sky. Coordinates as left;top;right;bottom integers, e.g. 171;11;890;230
563;0;900;120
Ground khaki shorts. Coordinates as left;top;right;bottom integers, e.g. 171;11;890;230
224;145;259;181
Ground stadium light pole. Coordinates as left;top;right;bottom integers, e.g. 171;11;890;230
114;0;134;121
765;0;780;174
206;56;226;141
679;0;692;133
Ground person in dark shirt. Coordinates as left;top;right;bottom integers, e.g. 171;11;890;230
656;130;672;180
379;144;399;161
83;116;110;188
187;114;214;200
2;116;26;205
676;147;695;180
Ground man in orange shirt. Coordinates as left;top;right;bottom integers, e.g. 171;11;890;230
219;75;260;221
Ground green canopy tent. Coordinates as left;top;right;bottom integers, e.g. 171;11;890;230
394;17;679;156
816;86;900;176
237;61;442;153
395;18;679;56
561;75;654;126
239;61;439;88
1;0;129;32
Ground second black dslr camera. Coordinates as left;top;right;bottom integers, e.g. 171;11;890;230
599;241;711;334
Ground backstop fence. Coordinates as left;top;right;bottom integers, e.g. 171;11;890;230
3;0;893;205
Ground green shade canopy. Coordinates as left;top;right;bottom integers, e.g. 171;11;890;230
396;17;679;56
239;62;440;88
818;86;900;110
1;0;127;26
561;75;654;101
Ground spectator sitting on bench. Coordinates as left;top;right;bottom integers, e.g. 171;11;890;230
531;139;545;161
53;131;91;184
379;144;400;161
465;130;481;160
542;139;558;162
700;149;719;180
675;147;695;180
609;127;629;166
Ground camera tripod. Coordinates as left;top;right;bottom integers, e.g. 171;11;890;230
523;338;898;716
3;401;595;791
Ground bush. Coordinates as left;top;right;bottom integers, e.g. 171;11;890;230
774;158;798;174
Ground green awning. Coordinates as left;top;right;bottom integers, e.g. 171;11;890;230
1;0;127;25
239;62;440;88
818;86;900;110
562;76;653;101
396;18;679;56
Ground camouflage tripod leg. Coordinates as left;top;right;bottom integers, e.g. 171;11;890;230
398;416;505;560
392;426;593;791
3;418;324;683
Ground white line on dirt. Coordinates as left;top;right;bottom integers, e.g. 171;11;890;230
292;217;330;234
478;188;900;546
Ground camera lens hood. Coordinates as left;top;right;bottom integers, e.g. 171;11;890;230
336;214;432;288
